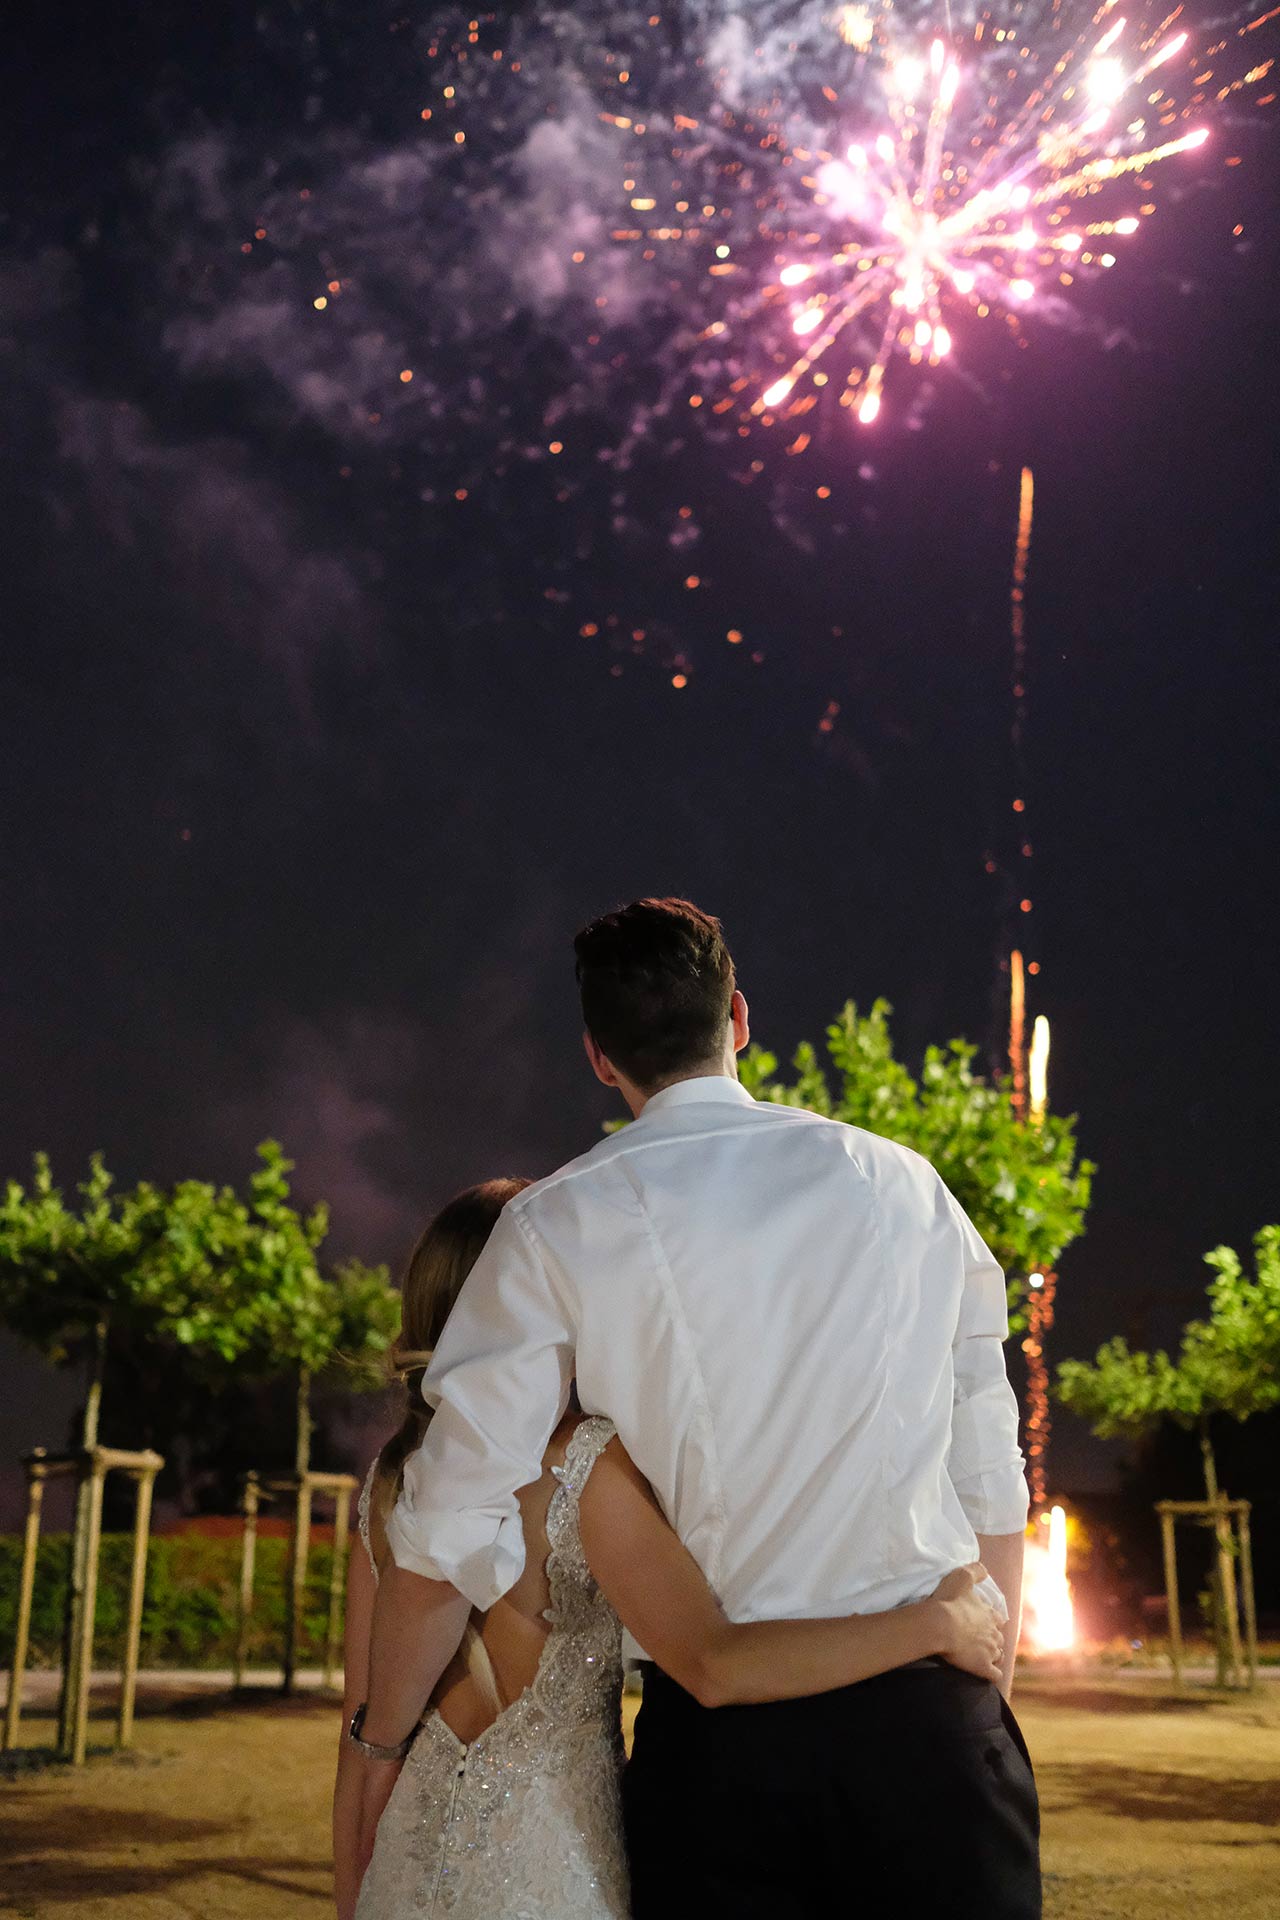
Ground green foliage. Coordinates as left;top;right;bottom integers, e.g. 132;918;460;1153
740;998;1093;1320
0;1153;167;1367
0;1142;401;1470
1057;1226;1280;1446
326;1260;402;1393
0;1531;341;1671
1056;1340;1191;1440
1202;1226;1280;1383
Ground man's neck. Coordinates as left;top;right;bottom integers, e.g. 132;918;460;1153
629;1061;737;1119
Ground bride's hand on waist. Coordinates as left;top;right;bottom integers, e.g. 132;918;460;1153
929;1563;1005;1685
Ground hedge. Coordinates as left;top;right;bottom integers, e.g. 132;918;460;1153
0;1533;343;1671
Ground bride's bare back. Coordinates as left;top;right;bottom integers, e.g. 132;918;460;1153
363;1413;579;1745
354;1414;630;1920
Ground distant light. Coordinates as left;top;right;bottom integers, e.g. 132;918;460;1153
1023;1506;1076;1653
1029;1016;1051;1124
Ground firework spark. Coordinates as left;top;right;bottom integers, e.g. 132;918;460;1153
608;1;1274;430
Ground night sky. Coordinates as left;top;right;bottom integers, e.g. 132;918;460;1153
3;1;1278;1520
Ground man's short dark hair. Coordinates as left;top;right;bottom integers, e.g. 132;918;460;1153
573;898;736;1093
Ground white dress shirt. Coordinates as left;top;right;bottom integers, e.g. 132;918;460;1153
388;1075;1029;1623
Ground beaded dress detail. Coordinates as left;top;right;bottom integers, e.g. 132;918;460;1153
355;1417;629;1920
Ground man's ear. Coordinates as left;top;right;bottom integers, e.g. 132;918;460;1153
731;989;750;1055
583;1029;620;1087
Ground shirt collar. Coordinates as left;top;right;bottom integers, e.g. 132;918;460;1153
636;1075;756;1121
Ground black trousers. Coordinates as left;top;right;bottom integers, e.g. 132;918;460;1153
623;1660;1041;1920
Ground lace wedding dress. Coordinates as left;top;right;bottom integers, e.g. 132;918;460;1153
354;1416;631;1920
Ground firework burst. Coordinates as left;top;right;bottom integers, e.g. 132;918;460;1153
607;0;1275;430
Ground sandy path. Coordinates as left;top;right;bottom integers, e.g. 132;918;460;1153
2;1676;1276;1917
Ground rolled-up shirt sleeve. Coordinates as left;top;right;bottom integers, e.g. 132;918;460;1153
385;1203;575;1609
946;1193;1030;1536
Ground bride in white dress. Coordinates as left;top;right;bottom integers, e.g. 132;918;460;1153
334;1181;1007;1920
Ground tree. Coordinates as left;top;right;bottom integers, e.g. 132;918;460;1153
1;1142;402;1718
1056;1227;1280;1680
740;999;1093;1322
0;1150;267;1744
0;1152;226;1454
0;1140;401;1488
1056;1227;1280;1515
216;1154;400;1477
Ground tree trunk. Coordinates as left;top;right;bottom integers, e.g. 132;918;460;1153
58;1318;108;1755
282;1368;313;1697
1199;1418;1243;1687
81;1319;106;1450
295;1367;312;1477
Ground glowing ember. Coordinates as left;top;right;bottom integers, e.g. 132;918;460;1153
1023;1504;1076;1653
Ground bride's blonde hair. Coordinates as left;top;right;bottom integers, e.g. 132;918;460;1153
374;1177;531;1710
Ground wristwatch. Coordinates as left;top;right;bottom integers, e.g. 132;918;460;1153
347;1702;416;1761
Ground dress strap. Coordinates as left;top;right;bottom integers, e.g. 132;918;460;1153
544;1416;617;1603
357;1458;382;1584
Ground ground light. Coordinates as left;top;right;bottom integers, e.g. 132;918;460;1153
1023;1502;1075;1654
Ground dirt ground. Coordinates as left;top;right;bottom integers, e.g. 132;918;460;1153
1;1674;1277;1918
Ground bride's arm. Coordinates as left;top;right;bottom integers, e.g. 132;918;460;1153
578;1439;1003;1707
333;1541;377;1920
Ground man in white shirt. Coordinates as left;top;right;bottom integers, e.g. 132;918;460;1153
356;898;1040;1916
